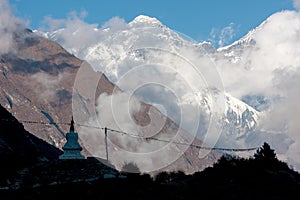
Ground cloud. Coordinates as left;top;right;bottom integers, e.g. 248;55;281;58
40;13;128;58
260;67;300;165
209;23;238;47
0;0;24;55
41;11;101;57
294;0;300;10
95;92;141;134
214;10;300;169
101;16;128;32
31;72;70;101
78;91;197;172
218;23;237;47
217;10;300;99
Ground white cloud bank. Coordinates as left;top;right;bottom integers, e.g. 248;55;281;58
216;10;300;168
218;10;300;98
294;0;300;10
0;0;24;55
40;13;128;59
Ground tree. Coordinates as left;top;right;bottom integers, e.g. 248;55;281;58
254;142;277;161
154;170;186;183
121;162;141;173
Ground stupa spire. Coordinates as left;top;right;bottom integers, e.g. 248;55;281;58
70;116;75;132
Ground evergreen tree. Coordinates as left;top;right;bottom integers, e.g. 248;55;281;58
254;142;277;161
121;162;141;173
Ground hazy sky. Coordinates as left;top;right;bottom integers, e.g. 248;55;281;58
9;0;295;46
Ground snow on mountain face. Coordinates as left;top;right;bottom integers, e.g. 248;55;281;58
35;14;261;150
36;11;300;171
129;15;163;26
214;11;300;169
216;19;268;64
223;93;259;140
195;41;216;54
34;15;259;146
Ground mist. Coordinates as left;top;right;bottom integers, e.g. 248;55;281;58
0;0;24;55
31;72;70;101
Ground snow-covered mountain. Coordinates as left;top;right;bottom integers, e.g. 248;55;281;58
34;15;261;151
35;11;300;171
1;0;298;173
216;18;268;65
216;11;300;166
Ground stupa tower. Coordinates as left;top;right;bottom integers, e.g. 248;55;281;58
59;117;85;159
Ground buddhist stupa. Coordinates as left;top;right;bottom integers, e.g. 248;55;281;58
59;117;85;159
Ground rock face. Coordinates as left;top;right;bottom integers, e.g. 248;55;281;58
0;28;220;174
0;104;62;161
0;29;115;148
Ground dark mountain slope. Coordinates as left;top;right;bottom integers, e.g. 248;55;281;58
0;104;62;182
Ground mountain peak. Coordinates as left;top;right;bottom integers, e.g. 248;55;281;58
129;15;163;26
217;17;269;52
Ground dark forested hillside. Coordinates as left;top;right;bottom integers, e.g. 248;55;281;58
0;136;299;200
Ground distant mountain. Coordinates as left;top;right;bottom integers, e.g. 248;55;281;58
217;18;268;63
36;15;261;150
40;13;300;170
0;28;220;174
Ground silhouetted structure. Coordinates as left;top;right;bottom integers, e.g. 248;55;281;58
59;117;84;160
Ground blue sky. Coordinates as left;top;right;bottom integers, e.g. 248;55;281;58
9;0;295;46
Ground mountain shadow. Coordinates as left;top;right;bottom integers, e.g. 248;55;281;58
0;104;62;184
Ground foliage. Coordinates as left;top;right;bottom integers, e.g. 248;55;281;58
254;142;277;161
1;142;300;199
154;170;185;183
121;162;141;174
